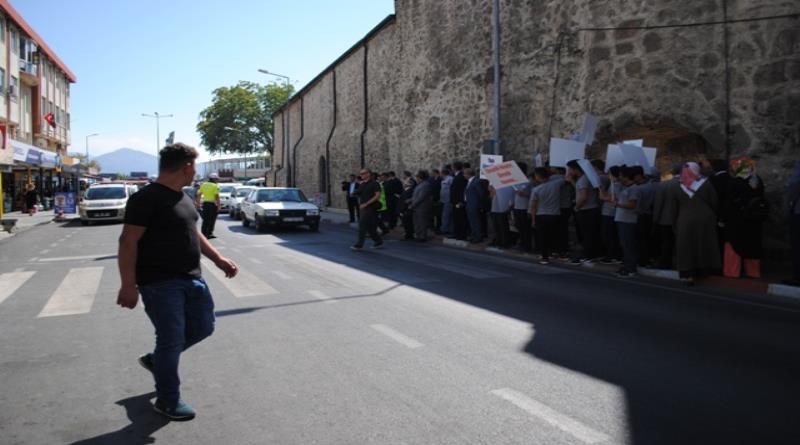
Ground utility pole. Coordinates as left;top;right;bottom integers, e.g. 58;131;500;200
491;0;502;155
141;112;173;157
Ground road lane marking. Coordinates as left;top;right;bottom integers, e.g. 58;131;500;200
50;243;58;248
38;267;104;317
38;254;115;262
0;272;36;306
29;257;39;262
201;259;278;298
273;271;290;280
490;388;610;444
40;249;51;254
308;290;337;304
370;324;423;349
249;258;263;264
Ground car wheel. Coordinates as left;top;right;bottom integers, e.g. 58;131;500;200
255;215;267;233
309;223;319;232
242;215;250;228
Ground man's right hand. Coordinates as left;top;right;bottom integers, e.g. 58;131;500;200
117;285;139;309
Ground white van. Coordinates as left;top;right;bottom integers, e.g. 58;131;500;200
79;184;136;225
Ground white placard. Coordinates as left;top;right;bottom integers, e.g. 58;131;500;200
578;114;598;145
534;153;543;168
480;154;503;178
620;144;649;167
577;159;601;188
643;147;657;168
549;138;586;168
482;161;529;189
605;144;625;171
623;139;644;147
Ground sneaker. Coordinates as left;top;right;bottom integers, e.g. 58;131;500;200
371;242;384;249
138;353;154;374
153;399;196;421
350;245;363;251
538;259;550;265
616;269;637;278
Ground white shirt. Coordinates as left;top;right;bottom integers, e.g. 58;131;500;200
348;181;357;196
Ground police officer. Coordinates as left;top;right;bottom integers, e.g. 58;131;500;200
195;173;221;239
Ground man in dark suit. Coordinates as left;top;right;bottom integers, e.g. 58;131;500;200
383;171;403;230
465;167;485;243
450;161;468;240
342;175;360;223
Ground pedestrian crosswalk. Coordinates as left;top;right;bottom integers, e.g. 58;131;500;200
38;267;104;318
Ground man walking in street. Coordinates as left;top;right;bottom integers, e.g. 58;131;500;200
195;173;221;239
117;143;239;421
352;168;384;250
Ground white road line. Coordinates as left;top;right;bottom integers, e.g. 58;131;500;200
29;257;39;262
273;271;291;280
490;388;610;444
13;268;25;272
308;290;337;304
249;258;263;264
38;267;104;317
201;259;278;298
40;249;51;254
38;254;115;262
370;324;424;349
50;243;58;248
0;271;36;305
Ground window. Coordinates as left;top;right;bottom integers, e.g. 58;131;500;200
0;68;5;91
0;18;5;44
10;76;18;99
41;97;45;114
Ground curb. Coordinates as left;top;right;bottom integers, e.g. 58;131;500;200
767;284;800;300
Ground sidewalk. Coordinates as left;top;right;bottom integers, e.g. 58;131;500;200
321;210;800;304
0;210;79;242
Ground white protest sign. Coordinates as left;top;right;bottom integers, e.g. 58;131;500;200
549;138;585;168
620;144;649;167
605;144;625;171
534;153;543;168
643;147;657;168
623;139;644;147
578;114;598;145
480;154;503;178
482;161;529;189
577;159;601;188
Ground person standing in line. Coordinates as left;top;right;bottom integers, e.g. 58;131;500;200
595;161;621;263
195;173;221;239
439;167;454;236
722;156;767;278
652;164;682;269
672;162;721;285
489;184;514;248
411;170;434;242
464;167;484;243
567;160;602;264
614;166;641;278
430;169;443;233
117;143;239;421
631;166;656;267
529;167;562;265
450;161;469;240
479;176;491;240
513;163;533;253
399;174;416;240
352;168;384;250
375;173;390;235
552;167;573;258
344;174;360;223
383;171;403;230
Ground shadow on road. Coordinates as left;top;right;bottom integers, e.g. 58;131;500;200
276;229;800;444
69;392;168;445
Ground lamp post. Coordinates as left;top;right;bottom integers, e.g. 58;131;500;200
85;133;99;159
257;69;291;185
223;126;255;179
141;112;173;156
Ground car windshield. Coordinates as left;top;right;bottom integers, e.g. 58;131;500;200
220;186;236;194
85;187;127;200
236;188;254;197
256;189;307;203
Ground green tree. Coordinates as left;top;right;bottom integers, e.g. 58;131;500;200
69;152;101;172
197;81;293;156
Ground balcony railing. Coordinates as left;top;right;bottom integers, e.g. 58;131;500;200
19;60;38;76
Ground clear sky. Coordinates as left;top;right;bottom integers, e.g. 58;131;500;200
11;0;395;161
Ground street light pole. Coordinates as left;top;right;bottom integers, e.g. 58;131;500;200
141;112;173;156
257;69;292;185
491;0;502;156
85;133;99;160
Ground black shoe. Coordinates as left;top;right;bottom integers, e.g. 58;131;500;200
371;242;384;249
350;245;363;251
207;235;217;239
138;353;154;374
616;269;637;278
153;399;196;421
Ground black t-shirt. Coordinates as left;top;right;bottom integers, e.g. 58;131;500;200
358;180;381;211
124;183;201;286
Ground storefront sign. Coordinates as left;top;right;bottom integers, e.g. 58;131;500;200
54;192;77;214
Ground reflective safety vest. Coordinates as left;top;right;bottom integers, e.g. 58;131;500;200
198;182;220;202
378;183;387;212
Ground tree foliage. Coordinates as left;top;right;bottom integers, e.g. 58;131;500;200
197;81;293;156
69;152;101;172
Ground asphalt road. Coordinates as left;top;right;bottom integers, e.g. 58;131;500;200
0;215;798;445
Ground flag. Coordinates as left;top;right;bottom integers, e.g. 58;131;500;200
165;131;175;145
0;124;6;150
44;113;56;128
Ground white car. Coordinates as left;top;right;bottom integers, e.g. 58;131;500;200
79;184;138;225
241;187;321;232
217;183;242;210
228;186;255;220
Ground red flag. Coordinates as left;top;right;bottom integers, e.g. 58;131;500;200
44;112;56;128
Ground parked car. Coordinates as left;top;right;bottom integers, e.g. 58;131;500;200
241;187;320;232
218;184;242;210
229;186;255;220
78;184;137;225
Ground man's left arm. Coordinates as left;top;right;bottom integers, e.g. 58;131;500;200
198;229;238;278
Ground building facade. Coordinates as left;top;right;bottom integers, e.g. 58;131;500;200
0;0;77;214
272;0;798;247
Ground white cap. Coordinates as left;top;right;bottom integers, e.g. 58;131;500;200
209;173;219;179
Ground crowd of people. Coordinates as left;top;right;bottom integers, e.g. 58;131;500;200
343;156;773;286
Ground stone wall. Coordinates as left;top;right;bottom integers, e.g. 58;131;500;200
272;0;798;241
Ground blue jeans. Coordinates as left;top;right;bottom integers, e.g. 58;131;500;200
140;278;215;404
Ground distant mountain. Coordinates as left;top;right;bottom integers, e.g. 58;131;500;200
93;148;158;177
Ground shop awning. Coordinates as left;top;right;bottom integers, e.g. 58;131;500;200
10;139;58;167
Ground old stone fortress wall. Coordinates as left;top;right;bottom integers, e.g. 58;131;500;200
271;0;798;240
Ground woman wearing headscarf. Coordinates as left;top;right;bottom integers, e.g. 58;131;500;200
672;162;721;285
722;156;766;278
